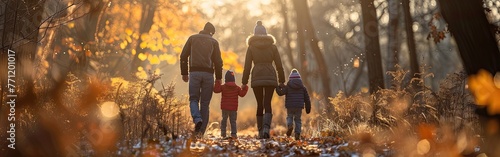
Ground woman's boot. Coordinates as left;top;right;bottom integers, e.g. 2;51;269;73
262;113;273;139
257;116;263;138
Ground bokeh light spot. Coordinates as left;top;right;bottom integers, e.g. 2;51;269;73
417;139;430;155
101;101;120;118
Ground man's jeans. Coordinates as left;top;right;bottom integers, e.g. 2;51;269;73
286;108;302;134
221;110;237;137
189;71;214;134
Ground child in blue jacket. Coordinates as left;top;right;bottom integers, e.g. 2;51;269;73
276;69;311;140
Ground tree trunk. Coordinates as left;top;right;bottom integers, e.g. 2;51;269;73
280;0;296;69
1;1;54;155
1;0;45;108
438;0;500;75
360;0;385;93
131;0;157;76
72;0;106;77
437;0;500;155
292;0;311;91
292;0;331;99
402;0;420;84
386;0;400;88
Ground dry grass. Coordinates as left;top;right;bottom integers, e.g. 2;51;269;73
317;66;481;156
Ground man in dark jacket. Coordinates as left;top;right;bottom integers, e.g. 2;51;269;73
180;22;223;136
276;69;311;140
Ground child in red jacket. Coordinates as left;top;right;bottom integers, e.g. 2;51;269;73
214;70;248;138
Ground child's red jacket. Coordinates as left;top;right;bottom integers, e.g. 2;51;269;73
214;81;248;111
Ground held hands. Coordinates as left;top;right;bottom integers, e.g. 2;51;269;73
215;79;222;85
182;75;189;82
279;83;285;88
241;84;248;90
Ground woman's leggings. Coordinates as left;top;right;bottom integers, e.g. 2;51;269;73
253;86;275;116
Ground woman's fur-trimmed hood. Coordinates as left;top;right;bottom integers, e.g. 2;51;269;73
246;34;276;48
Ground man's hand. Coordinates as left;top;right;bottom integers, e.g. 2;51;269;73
182;75;189;82
215;79;222;85
241;84;248;89
279;83;285;88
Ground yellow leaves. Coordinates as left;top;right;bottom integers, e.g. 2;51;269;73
173;47;183;54
137;52;163;65
135;66;148;80
149;40;160;51
120;41;128;49
110;77;130;89
468;69;500;115
163;39;170;46
221;50;243;73
95;0;204;72
141;33;150;41
138;53;148;61
126;36;132;43
159;54;177;64
156;39;164;50
125;28;133;36
137;51;178;65
67;22;74;28
140;41;147;49
139;32;166;51
148;55;160;65
170;39;183;47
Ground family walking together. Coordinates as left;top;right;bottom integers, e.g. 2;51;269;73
180;21;311;140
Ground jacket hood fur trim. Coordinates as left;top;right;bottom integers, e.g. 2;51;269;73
246;34;276;46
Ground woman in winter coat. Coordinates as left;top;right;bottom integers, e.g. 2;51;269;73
242;21;286;139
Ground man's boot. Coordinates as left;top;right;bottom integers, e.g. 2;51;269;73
257;116;263;138
262;113;273;139
286;125;293;137
295;133;301;140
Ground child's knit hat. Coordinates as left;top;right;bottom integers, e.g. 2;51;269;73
225;70;235;82
289;69;301;80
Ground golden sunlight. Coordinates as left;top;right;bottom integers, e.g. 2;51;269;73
100;101;120;118
195;0;271;17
